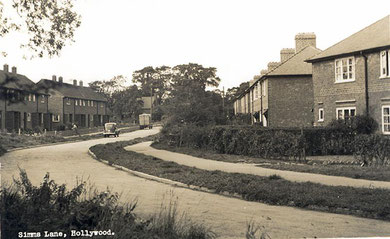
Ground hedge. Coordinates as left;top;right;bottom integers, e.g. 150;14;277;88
160;124;390;165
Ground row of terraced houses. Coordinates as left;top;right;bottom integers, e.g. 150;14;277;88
233;15;390;135
0;66;109;132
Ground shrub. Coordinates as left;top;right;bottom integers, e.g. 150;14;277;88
0;144;6;156
353;134;390;166
55;124;66;131
328;115;378;135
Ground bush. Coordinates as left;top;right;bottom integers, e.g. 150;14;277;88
55;124;66;131
353;134;390;166
0;144;6;156
328;115;378;135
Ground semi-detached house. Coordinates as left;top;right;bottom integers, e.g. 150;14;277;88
0;64;50;132
307;15;390;135
234;33;321;128
37;77;109;130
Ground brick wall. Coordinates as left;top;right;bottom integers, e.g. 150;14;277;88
267;75;314;127
312;50;390;133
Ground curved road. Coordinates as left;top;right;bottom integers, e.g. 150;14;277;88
1;128;390;238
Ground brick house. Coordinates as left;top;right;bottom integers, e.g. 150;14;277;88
307;15;390;135
0;64;50;132
37;77;109;130
234;33;321;127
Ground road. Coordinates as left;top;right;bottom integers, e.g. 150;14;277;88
1;128;390;238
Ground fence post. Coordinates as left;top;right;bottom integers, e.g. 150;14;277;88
300;127;306;161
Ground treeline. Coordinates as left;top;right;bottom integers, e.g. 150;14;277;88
90;63;247;125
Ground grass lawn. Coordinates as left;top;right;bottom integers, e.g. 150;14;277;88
90;140;390;222
152;142;390;182
0;126;138;155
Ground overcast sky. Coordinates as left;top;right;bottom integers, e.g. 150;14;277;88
0;0;389;89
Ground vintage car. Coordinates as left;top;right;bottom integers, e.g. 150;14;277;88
103;123;120;137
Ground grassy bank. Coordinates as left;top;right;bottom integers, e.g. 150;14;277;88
152;142;390;182
1;169;216;239
90;140;390;221
0;126;138;153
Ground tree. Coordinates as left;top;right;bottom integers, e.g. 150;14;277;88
110;85;143;122
89;75;127;97
164;63;222;126
132;66;171;105
0;0;81;58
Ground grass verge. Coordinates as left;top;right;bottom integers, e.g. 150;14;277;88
90;140;390;221
1;169;216;239
152;142;390;182
0;126;138;153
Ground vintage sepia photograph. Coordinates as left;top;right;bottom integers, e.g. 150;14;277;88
1;0;390;238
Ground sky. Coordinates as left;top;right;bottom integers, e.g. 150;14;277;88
0;0;389;89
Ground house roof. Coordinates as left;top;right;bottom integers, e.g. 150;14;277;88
0;70;44;93
37;79;107;101
267;46;321;76
236;45;321;100
308;15;390;62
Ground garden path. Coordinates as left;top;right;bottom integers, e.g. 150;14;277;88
126;141;390;189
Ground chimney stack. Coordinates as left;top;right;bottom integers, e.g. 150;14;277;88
267;62;279;72
52;75;57;81
79;80;83;87
280;48;295;62
59;76;63;84
73;80;77;86
295;33;316;52
11;66;17;74
3;64;9;72
260;69;268;75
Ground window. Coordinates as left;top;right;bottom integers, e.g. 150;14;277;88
27;113;31;122
336;107;356;120
254;85;258;99
32;94;36;102
383;106;390;134
318;108;324;122
91;101;94;107
66;98;71;105
79;99;82;106
41;95;45;103
101;103;104;108
88;100;90;106
28;94;32;101
83;100;86;106
75;99;78;106
335;57;355;82
262;81;266;96
52;115;60;122
380;50;389;78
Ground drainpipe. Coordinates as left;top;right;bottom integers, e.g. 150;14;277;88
360;51;369;116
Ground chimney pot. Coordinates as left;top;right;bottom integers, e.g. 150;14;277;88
3;64;9;72
59;76;63;84
280;48;295;62
79;80;83;87
260;69;268;75
52;75;57;81
11;66;17;74
295;32;316;52
73;80;77;86
267;62;280;72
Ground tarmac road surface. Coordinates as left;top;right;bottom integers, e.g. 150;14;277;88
1;128;390;238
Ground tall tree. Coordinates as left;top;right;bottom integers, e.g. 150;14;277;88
0;0;81;58
165;63;222;126
89;75;127;97
110;85;143;121
132;66;171;104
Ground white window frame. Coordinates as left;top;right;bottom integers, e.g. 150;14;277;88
27;113;31;122
88;100;90;107
101;102;104;108
75;99;78;106
382;105;390;135
335;57;355;83
380;50;389;78
336;107;356;120
79;99;82;106
91;101;94;107
41;95;45;103
28;94;32;101
32;94;36;102
52;114;60;122
318;108;324;122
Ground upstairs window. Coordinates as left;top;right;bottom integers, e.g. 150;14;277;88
380;50;389;78
75;99;78;106
66;98;71;105
335;57;355;82
91;101;94;107
41;95;45;103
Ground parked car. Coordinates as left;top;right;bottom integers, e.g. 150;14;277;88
103;123;120;137
139;113;153;129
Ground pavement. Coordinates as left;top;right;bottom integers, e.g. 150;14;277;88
125;141;390;189
2;128;390;238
